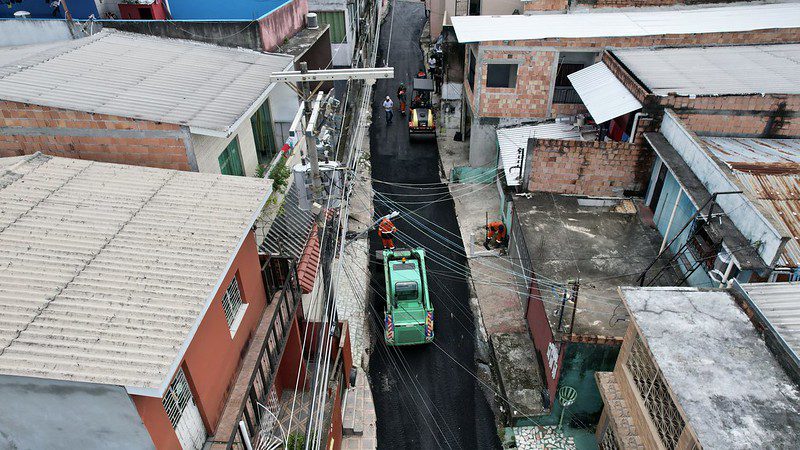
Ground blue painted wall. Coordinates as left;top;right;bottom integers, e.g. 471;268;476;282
166;0;289;20
0;0;98;19
648;157;713;287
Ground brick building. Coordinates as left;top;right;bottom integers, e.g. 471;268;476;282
595;286;800;449
450;2;800;166
494;42;800;198
0;153;352;450
0;30;299;176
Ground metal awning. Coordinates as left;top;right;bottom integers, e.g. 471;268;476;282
568;62;642;124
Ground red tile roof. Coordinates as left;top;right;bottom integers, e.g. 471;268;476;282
297;225;320;294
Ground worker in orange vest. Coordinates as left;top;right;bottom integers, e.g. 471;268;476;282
484;221;507;249
378;217;397;250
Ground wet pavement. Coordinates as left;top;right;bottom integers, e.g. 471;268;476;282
366;1;500;449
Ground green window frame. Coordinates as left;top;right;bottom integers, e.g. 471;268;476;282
219;137;244;176
250;100;277;165
314;11;346;44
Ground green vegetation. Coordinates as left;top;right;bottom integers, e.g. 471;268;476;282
268;157;292;193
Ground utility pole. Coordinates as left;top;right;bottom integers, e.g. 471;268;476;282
300;62;324;204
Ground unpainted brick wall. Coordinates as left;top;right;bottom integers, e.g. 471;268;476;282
522;0;568;11
551;102;589;118
528;139;652;196
478;49;556;118
0;101;192;170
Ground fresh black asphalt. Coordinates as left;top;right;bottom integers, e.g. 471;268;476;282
367;2;500;448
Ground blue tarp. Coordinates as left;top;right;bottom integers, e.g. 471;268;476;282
167;0;290;20
0;0;98;19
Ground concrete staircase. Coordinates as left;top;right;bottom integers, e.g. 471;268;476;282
342;368;376;445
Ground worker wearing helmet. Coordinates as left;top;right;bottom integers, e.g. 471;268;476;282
378;217;397;250
484;221;508;249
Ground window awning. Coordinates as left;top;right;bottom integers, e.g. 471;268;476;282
567;62;642;124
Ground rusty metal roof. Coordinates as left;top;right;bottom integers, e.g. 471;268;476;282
703;138;800;268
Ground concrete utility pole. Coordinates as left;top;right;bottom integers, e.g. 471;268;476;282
270;66;394;206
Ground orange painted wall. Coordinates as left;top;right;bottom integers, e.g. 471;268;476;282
133;231;268;449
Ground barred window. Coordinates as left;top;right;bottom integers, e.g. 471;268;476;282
163;368;192;428
626;334;686;449
222;277;243;327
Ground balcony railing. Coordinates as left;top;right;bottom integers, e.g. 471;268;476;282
210;260;303;449
552;86;583;104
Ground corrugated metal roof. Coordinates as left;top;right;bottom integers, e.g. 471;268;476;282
260;183;314;258
496;122;582;186
0;153;272;393
702;137;800;267
739;282;800;362
0;30;294;135
613;44;800;96
451;3;800;43
568;63;642;124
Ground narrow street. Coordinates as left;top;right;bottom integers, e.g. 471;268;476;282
367;2;500;449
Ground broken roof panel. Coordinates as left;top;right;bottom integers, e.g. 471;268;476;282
568;62;642;124
496;122;581;186
0;30;294;136
0;154;272;394
451;3;800;43
613;44;800;96
621;286;800;450
737;281;800;367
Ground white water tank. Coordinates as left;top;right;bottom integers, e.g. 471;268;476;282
306;13;319;29
13;11;32;19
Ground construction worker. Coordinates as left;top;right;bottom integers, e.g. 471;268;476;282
378;216;397;250
383;96;394;125
484;221;508;249
397;83;407;116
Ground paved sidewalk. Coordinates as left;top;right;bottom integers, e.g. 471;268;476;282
342;368;377;450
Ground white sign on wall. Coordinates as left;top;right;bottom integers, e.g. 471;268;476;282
547;342;559;380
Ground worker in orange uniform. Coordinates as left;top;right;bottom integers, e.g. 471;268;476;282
378;216;398;250
484;221;508;249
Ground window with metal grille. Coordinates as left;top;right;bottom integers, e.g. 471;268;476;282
626;333;686;449
599;425;620;450
222;277;243;327
163;368;193;428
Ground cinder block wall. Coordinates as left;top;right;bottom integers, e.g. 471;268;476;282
0;101;192;170
528;139;653;196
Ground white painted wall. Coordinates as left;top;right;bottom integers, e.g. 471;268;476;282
192;116;259;176
0;20;73;46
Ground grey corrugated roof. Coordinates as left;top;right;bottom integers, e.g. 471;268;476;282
261;183;314;259
0;153;272;394
739;282;800;361
0;29;294;135
496;122;582;186
622;286;800;450
613;44;800;96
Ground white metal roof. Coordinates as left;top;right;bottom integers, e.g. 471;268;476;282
622;286;800;449
702;137;800;166
0;154;272;395
451;3;800;43
613;44;800;96
568;62;642;124
739;282;800;362
496;123;582;186
0;30;294;136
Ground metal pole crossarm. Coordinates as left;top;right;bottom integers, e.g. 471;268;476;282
270;67;395;83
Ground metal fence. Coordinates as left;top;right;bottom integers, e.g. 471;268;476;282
228;263;302;448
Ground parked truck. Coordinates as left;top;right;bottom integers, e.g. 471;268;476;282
382;248;434;346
